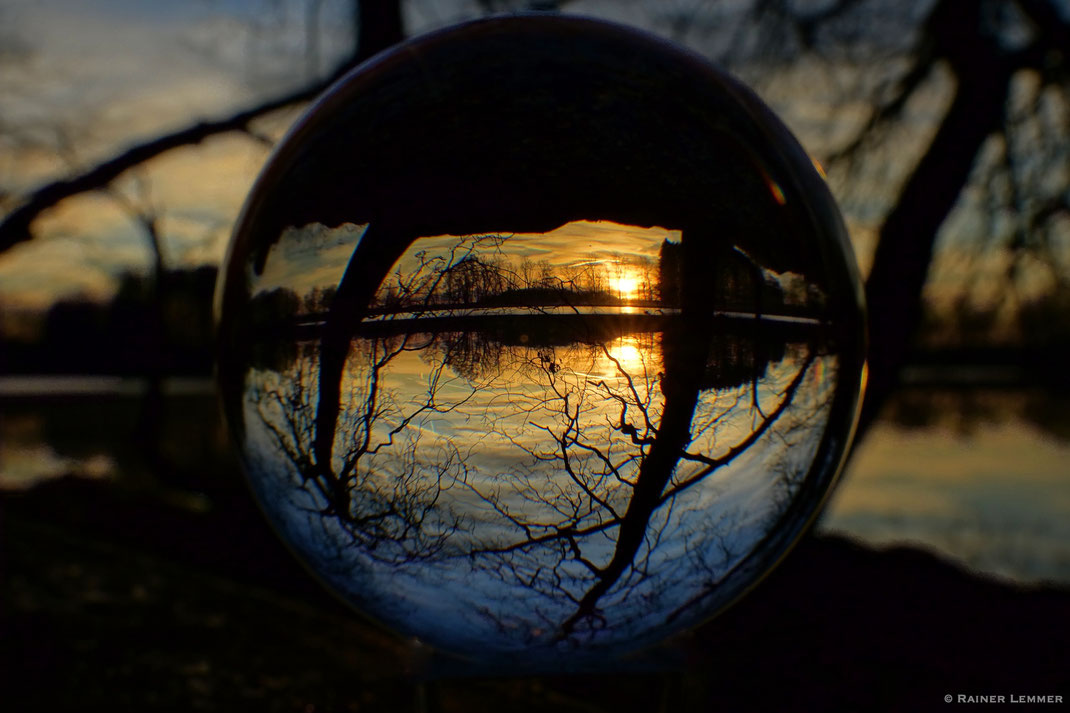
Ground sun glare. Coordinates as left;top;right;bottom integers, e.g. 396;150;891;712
605;339;646;374
614;276;639;299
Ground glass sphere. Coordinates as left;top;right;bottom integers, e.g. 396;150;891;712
216;15;865;670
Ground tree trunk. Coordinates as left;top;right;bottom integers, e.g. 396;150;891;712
859;1;1012;434
353;0;404;65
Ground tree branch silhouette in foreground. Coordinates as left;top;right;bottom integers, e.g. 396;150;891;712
0;0;404;252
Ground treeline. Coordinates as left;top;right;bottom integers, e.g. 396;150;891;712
2;266;217;375
917;287;1070;352
910;285;1070;387
248;239;817;321
375;252;661;311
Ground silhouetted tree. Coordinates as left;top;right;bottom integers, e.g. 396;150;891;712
458;336;820;640
248;335;471;564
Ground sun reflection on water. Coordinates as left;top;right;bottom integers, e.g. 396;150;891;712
603;337;652;376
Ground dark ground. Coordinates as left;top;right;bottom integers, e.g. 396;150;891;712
2;421;1068;712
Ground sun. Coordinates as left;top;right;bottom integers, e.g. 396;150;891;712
613;276;639;299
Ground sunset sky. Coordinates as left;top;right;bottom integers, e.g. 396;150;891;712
388;220;673;292
252;219;677;299
0;0;937;320
1;0;288;311
0;0;1052;329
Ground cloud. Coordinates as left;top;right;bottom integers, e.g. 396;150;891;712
406;220;678;273
253;222;368;296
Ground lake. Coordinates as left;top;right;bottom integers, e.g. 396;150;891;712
3;377;1067;591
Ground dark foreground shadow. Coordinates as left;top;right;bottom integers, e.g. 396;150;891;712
2;475;1067;712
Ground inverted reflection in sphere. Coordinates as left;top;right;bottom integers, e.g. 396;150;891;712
216;15;866;670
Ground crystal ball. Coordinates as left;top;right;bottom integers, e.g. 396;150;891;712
216;15;865;670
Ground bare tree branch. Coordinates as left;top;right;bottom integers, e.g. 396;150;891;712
0;0;406;255
823;33;936;166
0;80;326;254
